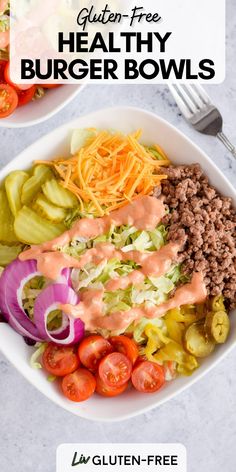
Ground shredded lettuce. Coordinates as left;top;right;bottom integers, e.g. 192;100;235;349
72;259;138;292
30;342;46;369
76;262;180;321
54;220;186;341
70;129;96;155
75;260;107;290
61;223;168;260
47;310;63;331
72;247;181;319
22;276;46;320
145;146;165;161
103;290;132;314
111;224;167;252
64;205;97;228
97;259;137;284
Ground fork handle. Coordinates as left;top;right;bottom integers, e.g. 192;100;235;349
217;132;236;159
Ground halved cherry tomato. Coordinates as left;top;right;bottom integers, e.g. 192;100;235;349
40;84;61;89
0;84;18;118
95;374;128;397
78;335;113;371
110;336;139;365
99;352;132;388
17;85;36;107
0;60;7;84
62;368;96;402
42;343;80;377
4;62;33;91
131;361;165;393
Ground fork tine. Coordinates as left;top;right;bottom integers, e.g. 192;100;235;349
175;84;198;114
184;84;204;109
192;83;212;105
168;84;193;119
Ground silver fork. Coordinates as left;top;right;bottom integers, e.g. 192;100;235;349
168;84;236;159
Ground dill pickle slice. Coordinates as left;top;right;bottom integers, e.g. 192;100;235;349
21;165;53;205
0;189;18;243
184;323;215;358
5;171;29;216
0;244;22;266
14;206;66;244
42;179;78;208
205;311;230;344
34;194;67;222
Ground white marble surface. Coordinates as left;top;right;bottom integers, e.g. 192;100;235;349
1;3;236;471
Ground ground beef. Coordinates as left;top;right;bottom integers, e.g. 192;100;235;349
156;164;236;310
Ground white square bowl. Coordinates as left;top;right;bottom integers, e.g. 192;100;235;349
0;84;84;128
0;106;235;422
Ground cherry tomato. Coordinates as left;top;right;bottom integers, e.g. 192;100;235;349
4;62;33;91
40;84;61;89
42;343;80;377
95;374;128;397
109;336;139;365
131;361;165;393
0;60;7;84
0;84;18;118
17;85;36;107
78;335;113;371
99;352;132;388
62;368;96;402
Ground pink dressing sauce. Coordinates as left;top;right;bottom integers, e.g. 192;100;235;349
105;242;180;291
36;252;81;280
20;196;165;264
61;272;207;332
19;195;207;332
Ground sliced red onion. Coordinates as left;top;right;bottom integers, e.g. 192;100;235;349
34;283;84;345
0;259;43;340
0;258;39;339
0;266;39;339
23;337;37;346
0;259;73;342
60;268;72;285
0;266;9;321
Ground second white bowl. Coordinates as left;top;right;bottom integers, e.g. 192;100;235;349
0;84;84;128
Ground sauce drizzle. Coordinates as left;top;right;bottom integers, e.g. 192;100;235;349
19;195;207;332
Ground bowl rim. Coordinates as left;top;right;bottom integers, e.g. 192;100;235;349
0;84;85;129
0;105;235;422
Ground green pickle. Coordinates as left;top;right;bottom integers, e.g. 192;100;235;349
205;311;230;344
42;179;78;208
0;189;18;243
21;165;53;205
34;194;67;222
184;322;215;358
0;244;22;266
5;171;29;216
14;206;66;244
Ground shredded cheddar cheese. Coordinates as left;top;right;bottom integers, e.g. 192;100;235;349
36;130;169;216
